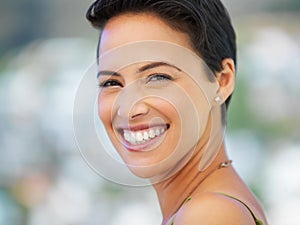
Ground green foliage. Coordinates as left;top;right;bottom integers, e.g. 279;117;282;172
267;0;300;12
227;76;258;131
228;75;299;140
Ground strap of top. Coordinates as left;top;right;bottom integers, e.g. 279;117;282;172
168;197;191;225
168;194;264;225
220;193;264;225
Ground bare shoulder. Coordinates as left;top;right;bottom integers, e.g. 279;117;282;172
173;192;256;225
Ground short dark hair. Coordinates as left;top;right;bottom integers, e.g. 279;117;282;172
86;0;236;109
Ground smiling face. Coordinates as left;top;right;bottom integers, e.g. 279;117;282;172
97;13;213;179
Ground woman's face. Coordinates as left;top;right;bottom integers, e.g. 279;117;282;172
97;13;212;179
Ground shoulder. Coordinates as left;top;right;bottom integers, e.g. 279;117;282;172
173;192;256;225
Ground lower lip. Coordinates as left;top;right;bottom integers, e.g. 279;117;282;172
121;131;168;152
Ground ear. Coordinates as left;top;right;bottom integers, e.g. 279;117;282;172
215;58;235;103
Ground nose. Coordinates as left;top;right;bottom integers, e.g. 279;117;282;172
116;86;149;120
118;101;149;120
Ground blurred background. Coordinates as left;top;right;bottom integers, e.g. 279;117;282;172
0;0;299;224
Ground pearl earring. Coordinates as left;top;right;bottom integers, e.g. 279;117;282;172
214;96;222;104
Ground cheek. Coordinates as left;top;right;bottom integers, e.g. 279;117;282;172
192;91;210;117
183;81;211;121
146;97;180;124
173;82;211;149
98;94;114;126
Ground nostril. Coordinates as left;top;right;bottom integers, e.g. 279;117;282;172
130;112;145;120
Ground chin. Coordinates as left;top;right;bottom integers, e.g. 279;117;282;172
125;155;188;183
123;161;170;180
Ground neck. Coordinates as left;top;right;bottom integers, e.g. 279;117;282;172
153;143;228;223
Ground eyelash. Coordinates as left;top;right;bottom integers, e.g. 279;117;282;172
146;73;172;83
98;79;123;88
98;73;172;88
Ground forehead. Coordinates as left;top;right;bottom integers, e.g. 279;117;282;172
99;12;193;56
97;41;217;93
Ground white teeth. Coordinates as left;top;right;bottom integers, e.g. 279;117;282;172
124;132;130;141
130;132;136;144
136;132;143;142
123;127;167;145
155;129;160;136
149;129;155;139
143;132;149;141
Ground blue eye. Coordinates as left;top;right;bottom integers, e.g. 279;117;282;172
99;80;123;88
147;74;172;83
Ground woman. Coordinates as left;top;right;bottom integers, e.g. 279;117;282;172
85;0;268;224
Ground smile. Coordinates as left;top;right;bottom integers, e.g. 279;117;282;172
119;125;169;151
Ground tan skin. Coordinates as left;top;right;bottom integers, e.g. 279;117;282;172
98;12;268;225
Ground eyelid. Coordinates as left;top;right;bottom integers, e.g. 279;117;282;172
98;79;123;88
146;73;173;82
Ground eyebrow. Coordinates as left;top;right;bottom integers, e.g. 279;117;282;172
97;62;181;78
97;70;121;78
137;62;182;73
